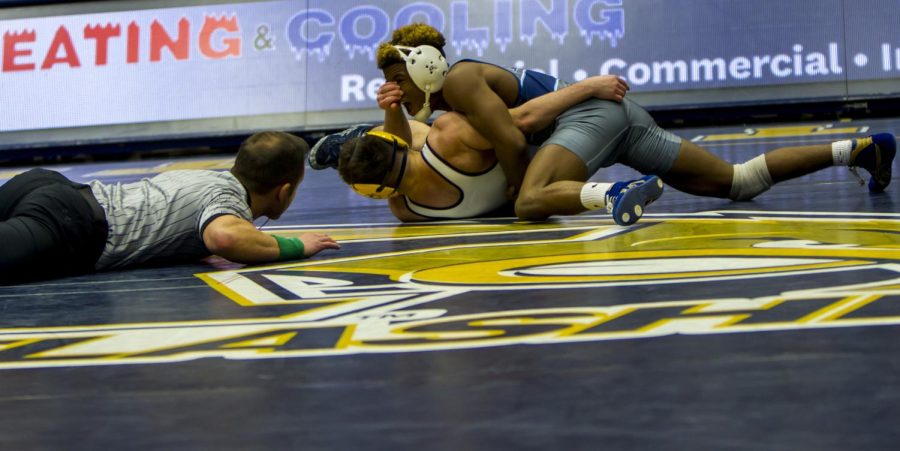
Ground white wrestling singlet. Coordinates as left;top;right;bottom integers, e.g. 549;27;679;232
404;141;508;219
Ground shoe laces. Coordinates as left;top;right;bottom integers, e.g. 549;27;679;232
848;141;883;186
604;186;619;214
338;124;372;139
848;167;866;186
337;127;358;138
604;179;644;213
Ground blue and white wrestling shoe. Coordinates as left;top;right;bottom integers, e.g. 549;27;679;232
606;175;665;226
308;124;373;170
848;133;896;192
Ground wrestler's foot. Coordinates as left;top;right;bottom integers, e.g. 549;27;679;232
848;133;896;192
606;175;664;226
308;124;373;170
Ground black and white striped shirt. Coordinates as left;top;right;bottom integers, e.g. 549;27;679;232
88;170;252;270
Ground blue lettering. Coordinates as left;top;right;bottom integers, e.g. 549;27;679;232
340;6;390;60
494;0;513;52
395;2;445;31
574;0;625;48
286;9;334;61
521;0;568;45
450;1;490;56
285;1;627;63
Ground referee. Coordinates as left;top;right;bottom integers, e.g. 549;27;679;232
0;131;340;285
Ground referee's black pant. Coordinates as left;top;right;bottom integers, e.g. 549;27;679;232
0;169;108;285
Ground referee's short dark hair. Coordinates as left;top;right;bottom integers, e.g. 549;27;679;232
231;131;308;193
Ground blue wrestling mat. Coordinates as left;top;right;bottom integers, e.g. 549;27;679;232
0;118;898;450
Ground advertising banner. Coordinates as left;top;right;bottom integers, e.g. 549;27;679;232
0;0;898;144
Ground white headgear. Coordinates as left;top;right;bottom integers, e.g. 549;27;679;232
393;45;449;121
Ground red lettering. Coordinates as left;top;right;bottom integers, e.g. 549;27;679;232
127;22;140;63
41;26;81;69
83;23;121;66
150;18;190;62
2;30;37;72
199;15;241;59
3;15;243;72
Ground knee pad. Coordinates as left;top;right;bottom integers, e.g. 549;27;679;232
729;154;773;201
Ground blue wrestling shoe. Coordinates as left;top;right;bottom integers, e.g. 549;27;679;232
848;133;896;192
606;175;664;226
308;123;373;170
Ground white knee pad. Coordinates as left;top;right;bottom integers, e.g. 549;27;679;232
729;154;774;201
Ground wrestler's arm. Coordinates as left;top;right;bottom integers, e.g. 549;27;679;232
442;67;528;195
510;75;631;134
377;81;414;144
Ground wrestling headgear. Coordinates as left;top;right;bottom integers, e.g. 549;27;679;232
350;130;409;199
393;45;449;122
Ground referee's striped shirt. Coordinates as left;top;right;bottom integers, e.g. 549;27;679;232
88;170;252;270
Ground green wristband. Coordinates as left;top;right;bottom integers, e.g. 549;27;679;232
273;235;306;261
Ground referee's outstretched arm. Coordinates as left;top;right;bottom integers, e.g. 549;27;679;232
202;215;340;264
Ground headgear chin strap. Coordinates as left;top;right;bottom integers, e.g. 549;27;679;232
351;130;410;200
393;45;449;121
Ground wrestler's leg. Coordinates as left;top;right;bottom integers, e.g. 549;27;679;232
664;133;895;200
759;135;893;192
516;145;663;225
664;140;833;199
514;144;590;220
660;140;735;198
517;99;665;223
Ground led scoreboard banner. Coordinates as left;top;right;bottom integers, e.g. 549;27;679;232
1;0;898;151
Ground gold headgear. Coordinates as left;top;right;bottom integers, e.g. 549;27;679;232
350;131;410;199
